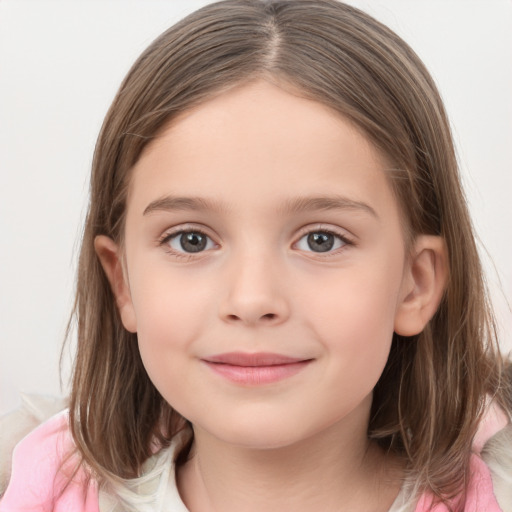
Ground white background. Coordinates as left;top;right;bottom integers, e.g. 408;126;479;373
1;0;511;414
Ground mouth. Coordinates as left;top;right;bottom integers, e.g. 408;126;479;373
201;352;313;385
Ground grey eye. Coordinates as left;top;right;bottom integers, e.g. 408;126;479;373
169;231;214;253
296;231;345;253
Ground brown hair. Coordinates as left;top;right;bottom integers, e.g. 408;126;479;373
67;0;508;506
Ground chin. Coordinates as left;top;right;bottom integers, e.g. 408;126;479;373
199;414;317;451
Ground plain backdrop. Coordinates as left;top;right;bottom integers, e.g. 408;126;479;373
1;0;511;415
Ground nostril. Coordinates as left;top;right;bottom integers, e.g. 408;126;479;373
226;313;276;322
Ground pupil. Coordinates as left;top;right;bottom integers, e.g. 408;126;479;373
307;232;334;252
181;232;207;253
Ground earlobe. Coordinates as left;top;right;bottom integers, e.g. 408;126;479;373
394;235;448;337
94;235;137;333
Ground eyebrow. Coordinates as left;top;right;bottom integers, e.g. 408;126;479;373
279;195;378;218
143;196;229;216
143;194;378;218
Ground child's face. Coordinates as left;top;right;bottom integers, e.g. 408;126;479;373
116;80;412;449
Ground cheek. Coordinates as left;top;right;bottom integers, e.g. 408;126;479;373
128;267;212;385
300;256;404;383
305;258;402;333
131;263;212;334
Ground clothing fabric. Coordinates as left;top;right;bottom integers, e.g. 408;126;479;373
0;410;97;512
0;403;510;512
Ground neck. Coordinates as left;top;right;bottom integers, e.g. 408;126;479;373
176;397;403;512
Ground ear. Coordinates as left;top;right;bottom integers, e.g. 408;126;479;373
94;235;137;333
394;235;448;337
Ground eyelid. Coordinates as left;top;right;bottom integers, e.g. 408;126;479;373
158;223;214;242
158;224;219;258
156;223;355;260
292;224;355;255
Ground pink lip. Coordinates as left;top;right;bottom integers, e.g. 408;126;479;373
202;352;313;385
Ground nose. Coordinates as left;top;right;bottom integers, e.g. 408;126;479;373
218;251;290;327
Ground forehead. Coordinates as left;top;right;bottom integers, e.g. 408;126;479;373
127;80;399;221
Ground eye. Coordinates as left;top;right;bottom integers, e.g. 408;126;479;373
165;230;216;253
295;230;348;253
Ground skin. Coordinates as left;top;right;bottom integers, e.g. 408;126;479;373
96;79;447;512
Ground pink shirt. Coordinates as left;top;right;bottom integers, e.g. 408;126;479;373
0;409;507;511
414;455;503;511
0;412;98;511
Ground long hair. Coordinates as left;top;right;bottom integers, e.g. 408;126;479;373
67;0;508;505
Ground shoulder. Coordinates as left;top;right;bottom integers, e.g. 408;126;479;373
98;434;190;512
0;393;68;494
458;402;511;512
481;422;512;511
413;403;511;512
0;409;98;512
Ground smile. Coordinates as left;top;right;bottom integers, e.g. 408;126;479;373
202;352;313;385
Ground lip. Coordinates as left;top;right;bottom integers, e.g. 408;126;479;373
202;352;313;385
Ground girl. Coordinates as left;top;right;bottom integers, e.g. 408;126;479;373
1;0;511;510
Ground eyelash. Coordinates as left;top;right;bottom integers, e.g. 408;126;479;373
294;226;354;257
158;226;214;261
158;225;354;260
